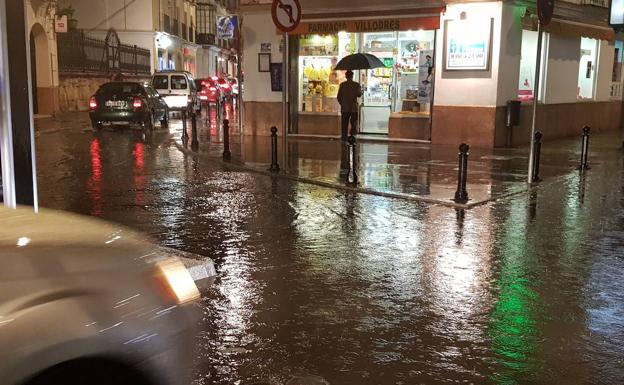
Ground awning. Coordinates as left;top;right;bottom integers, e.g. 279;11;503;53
522;14;615;41
281;7;444;35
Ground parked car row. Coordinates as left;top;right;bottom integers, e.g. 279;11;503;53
89;71;238;131
195;76;238;107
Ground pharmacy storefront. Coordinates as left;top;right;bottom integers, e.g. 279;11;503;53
289;13;441;140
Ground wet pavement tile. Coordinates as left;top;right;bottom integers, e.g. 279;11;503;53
34;112;624;385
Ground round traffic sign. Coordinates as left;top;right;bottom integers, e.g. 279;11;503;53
537;0;555;26
272;0;302;33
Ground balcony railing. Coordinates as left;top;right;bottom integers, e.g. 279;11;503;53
58;31;151;75
196;33;215;45
582;0;608;7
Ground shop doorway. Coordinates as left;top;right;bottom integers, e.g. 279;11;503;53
358;30;435;135
360;32;394;134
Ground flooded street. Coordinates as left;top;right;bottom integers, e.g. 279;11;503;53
35;116;624;385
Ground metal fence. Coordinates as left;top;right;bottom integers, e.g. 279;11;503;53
58;31;151;75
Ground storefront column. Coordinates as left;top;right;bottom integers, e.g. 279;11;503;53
432;1;522;149
3;0;38;208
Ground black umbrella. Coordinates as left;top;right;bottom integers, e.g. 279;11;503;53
334;53;385;71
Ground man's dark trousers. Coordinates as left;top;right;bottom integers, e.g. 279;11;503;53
341;111;358;140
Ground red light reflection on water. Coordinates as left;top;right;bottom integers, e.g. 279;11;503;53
133;142;145;206
88;138;102;216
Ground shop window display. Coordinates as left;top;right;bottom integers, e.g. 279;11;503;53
518;29;548;102
578;37;598;100
299;33;354;113
297;30;435;135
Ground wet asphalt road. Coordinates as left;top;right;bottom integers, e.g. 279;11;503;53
35;115;624;385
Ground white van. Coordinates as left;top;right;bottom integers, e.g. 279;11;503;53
151;70;201;115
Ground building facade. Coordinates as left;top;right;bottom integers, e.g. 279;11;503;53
65;0;198;74
26;0;60;115
195;0;239;79
240;0;623;147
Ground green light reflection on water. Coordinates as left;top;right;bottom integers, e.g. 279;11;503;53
488;196;542;385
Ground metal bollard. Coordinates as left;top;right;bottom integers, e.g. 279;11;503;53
346;135;358;186
531;131;543;183
578;125;591;171
453;143;470;203
181;110;189;142
223;119;231;161
269;126;280;172
191;112;199;150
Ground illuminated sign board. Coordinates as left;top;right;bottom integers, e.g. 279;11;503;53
610;0;624;26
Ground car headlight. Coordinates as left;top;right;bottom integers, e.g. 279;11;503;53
153;258;200;304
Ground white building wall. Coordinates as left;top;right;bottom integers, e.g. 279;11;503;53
496;2;523;106
434;2;503;107
71;0;154;32
241;10;283;103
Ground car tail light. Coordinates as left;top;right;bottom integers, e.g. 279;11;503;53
152;258;200;304
187;96;192;104
89;96;97;110
209;87;217;91
211;76;218;81
200;95;208;101
132;97;143;109
222;83;230;89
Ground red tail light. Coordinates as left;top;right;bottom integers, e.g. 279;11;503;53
89;96;97;110
187;96;192;104
209;87;217;91
132;97;143;109
222;83;230;89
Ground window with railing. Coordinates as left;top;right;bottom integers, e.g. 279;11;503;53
173;19;179;36
163;14;171;34
196;3;216;45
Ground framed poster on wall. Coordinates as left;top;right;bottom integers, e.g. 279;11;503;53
258;53;271;72
444;18;492;71
270;63;283;92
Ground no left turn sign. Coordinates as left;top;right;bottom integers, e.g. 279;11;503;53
272;0;302;33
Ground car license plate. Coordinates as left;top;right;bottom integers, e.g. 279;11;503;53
105;100;127;108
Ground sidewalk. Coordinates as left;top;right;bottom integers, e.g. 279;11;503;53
176;117;624;208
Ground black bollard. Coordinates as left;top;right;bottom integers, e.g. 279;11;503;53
453;143;470;203
578;125;591;171
531;131;543;183
191;112;199;150
346;135;358;186
269;126;280;172
223;119;231;161
181;110;189;142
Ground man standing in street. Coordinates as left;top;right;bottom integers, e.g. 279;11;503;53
337;70;362;140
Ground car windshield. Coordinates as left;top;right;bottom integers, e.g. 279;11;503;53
152;75;169;90
98;83;144;95
171;75;188;90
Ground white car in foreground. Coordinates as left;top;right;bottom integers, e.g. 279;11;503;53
0;207;216;385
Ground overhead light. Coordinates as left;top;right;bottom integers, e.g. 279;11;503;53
153;258;200;304
16;237;31;247
156;35;172;49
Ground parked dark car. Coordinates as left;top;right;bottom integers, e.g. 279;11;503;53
89;82;169;130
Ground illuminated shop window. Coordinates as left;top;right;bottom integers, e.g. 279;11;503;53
577;37;598;100
518;30;548;102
